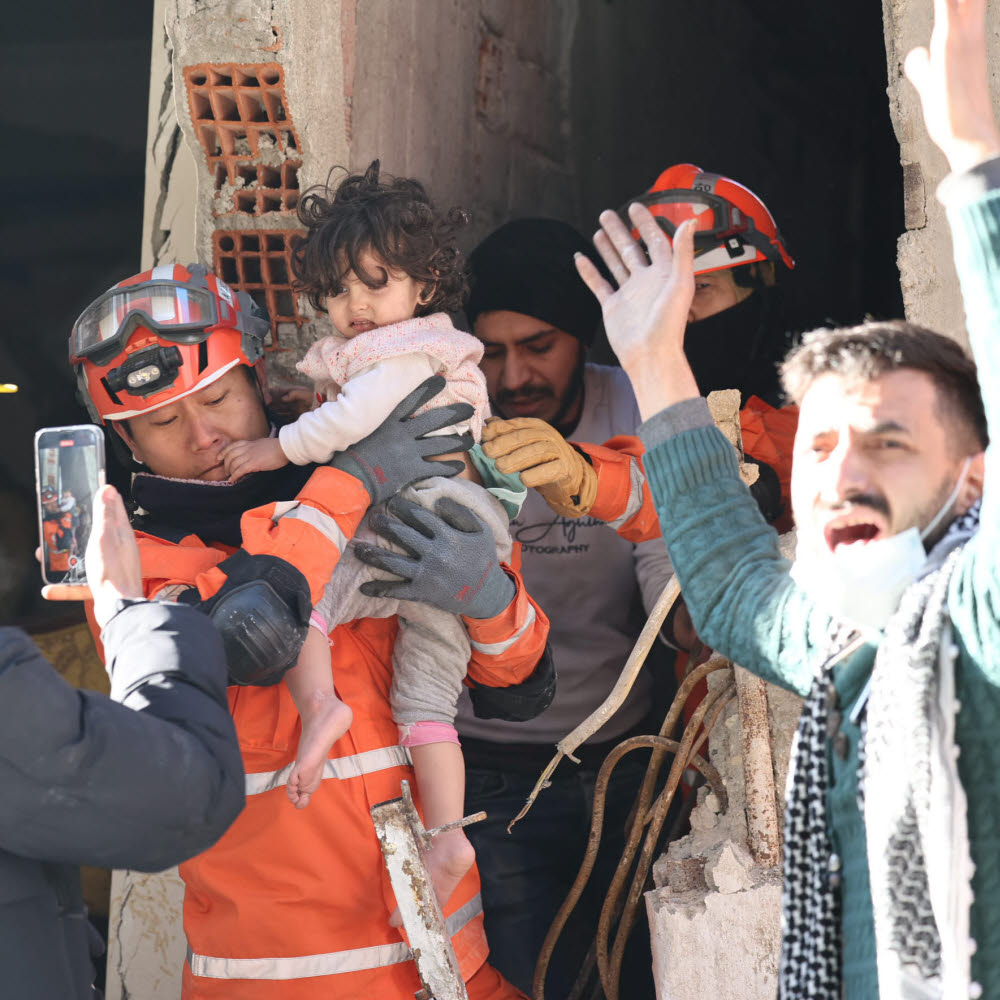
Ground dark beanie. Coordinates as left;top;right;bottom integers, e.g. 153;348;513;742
465;218;605;347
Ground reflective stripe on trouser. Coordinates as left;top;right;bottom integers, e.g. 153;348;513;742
186;893;483;980
243;744;412;796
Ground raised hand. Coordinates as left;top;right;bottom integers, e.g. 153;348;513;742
575;210;700;419
904;0;1000;173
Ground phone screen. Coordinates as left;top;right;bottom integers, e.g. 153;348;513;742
35;425;106;586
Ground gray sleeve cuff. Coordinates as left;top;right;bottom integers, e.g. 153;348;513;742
937;155;1000;206
637;397;713;451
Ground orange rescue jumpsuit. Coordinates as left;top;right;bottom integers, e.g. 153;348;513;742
578;399;799;543
100;465;548;1000
42;513;73;573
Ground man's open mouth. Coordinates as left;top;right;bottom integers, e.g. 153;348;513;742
824;518;883;551
826;524;879;549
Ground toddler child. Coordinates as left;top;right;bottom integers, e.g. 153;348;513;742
219;160;522;920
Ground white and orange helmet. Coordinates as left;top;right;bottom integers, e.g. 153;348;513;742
627;163;794;275
71;263;269;423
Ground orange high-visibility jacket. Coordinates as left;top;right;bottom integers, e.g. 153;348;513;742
579;398;800;543
42;516;72;572
738;396;799;533
574;435;661;543
103;466;547;999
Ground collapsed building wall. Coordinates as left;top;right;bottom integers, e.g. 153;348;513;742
644;9;1000;996
107;0;987;996
140;0;580;387
644;551;802;1000
882;0;1000;344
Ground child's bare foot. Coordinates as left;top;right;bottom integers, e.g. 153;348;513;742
389;829;475;927
286;694;353;809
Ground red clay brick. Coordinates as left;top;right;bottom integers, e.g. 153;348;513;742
184;63;302;215
213;229;304;347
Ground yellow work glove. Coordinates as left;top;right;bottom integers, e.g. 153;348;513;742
481;417;598;518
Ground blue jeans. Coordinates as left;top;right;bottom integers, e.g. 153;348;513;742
465;751;658;999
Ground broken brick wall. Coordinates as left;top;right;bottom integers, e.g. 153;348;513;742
112;0;995;996
882;0;1000;346
141;0;581;390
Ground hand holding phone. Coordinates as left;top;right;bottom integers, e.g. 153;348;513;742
35;424;105;587
41;484;145;620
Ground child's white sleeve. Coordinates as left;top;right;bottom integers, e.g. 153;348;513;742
278;353;439;465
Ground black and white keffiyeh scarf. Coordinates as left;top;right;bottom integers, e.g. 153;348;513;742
779;502;981;999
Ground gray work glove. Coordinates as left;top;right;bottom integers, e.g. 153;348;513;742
331;375;474;505
354;496;517;619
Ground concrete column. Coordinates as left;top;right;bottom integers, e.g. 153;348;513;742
140;0;198;272
882;0;1000;344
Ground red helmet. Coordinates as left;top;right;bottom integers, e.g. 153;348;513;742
71;263;269;423
627;164;794;275
40;485;58;504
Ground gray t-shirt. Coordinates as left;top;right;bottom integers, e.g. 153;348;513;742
456;364;674;746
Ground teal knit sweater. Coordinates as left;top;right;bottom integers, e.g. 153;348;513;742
637;165;1000;998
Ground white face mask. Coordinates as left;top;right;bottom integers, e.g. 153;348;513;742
790;458;971;632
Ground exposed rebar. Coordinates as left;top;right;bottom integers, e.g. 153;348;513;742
531;655;735;1000
508;577;682;832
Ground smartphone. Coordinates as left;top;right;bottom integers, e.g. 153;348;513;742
35;424;106;586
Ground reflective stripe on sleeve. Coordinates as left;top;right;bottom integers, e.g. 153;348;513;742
468;603;536;656
244;744;412;796
153;583;195;603
270;499;349;551
186;893;483;980
606;460;646;531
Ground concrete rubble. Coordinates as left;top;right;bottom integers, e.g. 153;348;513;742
107;1;1000;997
646;607;803;1000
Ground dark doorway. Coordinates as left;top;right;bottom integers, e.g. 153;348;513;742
571;1;904;343
1;5;151;628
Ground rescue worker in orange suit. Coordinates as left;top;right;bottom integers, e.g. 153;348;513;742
617;165;801;659
486;166;800;656
70;263;554;1000
41;485;74;573
630;164;799;531
473;183;797;994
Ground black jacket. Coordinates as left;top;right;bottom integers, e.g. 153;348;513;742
0;601;245;999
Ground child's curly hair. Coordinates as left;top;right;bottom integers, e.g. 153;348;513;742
291;160;469;316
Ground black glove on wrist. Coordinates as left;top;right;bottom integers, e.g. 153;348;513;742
331;375;474;505
354;495;517;619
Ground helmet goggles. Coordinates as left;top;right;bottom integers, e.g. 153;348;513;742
71;281;220;366
623;185;792;272
626;189;751;249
